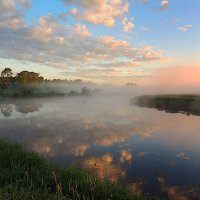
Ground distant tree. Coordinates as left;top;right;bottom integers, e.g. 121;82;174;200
74;79;83;83
17;71;44;85
0;68;13;87
81;87;91;95
1;68;13;77
126;82;137;86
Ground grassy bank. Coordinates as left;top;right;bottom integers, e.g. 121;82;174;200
0;86;96;98
0;88;65;98
0;140;160;200
0;91;65;98
132;94;200;116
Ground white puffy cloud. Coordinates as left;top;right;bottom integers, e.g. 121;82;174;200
0;0;30;14
0;16;24;30
0;0;30;30
72;24;91;37
122;17;134;32
65;0;129;28
29;16;59;42
0;18;167;73
0;0;168;82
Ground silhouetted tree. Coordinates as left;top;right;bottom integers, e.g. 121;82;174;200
17;71;44;85
0;68;13;87
81;87;91;95
1;68;13;77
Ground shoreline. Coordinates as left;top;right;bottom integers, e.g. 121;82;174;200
131;94;200;116
0;140;160;200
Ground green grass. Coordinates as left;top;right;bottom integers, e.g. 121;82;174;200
0;140;161;200
132;94;200;116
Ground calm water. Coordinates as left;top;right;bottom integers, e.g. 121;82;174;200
0;95;200;200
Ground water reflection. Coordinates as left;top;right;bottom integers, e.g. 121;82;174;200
0;100;43;117
0;96;200;199
81;153;126;182
158;177;200;200
15;100;43;114
0;104;13;117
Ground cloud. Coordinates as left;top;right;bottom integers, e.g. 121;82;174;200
0;16;167;71
122;17;135;32
60;67;139;83
29;16;59;42
178;25;192;32
141;0;169;10
65;0;129;28
0;16;24;30
160;0;169;10
72;24;91;37
0;0;168;82
0;0;30;30
0;0;30;14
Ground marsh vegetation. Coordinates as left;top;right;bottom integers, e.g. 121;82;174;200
0;140;159;200
132;94;200;116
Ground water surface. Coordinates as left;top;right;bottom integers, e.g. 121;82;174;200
0;95;200;200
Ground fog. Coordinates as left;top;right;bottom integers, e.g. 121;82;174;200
38;66;200;96
1;78;200;199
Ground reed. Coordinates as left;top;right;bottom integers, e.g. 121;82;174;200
0;140;161;200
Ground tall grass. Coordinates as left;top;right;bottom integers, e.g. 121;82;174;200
0;140;161;200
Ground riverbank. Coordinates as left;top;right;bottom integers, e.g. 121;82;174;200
0;86;94;99
0;91;65;98
0;140;160;200
132;94;200;116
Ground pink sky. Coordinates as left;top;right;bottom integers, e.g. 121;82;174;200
140;65;200;88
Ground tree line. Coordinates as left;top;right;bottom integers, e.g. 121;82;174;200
0;68;89;88
0;68;44;88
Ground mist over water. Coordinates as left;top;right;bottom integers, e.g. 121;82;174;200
0;0;199;198
0;85;200;199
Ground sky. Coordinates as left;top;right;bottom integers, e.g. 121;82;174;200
0;0;200;85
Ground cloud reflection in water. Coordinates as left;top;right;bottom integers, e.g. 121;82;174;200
0;96;200;199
